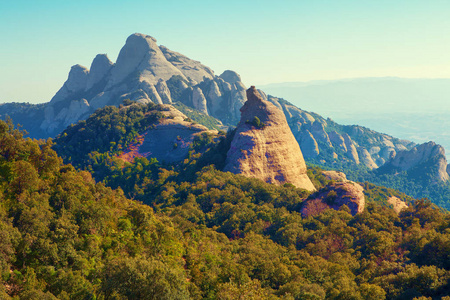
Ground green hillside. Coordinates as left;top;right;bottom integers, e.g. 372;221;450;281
1;114;450;299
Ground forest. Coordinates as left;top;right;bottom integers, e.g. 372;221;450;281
1;103;450;299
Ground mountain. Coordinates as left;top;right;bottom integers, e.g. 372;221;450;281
0;33;245;138
224;86;315;191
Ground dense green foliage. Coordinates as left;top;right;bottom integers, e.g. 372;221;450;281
53;102;168;169
3;113;450;299
316;162;450;210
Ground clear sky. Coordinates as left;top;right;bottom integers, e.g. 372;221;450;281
1;0;450;103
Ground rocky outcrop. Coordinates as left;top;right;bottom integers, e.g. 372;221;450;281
156;79;172;104
322;171;348;182
224;86;315;191
159;45;214;83
119;105;217;164
300;130;319;158
86;54;113;91
14;33;238;137
378;141;449;183
358;147;378;169
301;181;365;217
192;87;208;114
329;131;347;152
342;133;360;164
311;121;332;147
387;196;408;214
50;65;89;104
106;34;186;89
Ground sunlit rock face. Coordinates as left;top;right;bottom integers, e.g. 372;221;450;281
224;86;315;191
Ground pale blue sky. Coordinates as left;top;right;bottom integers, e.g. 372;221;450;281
1;0;450;103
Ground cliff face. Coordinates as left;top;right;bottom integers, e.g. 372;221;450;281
257;94;415;170
224;87;315;191
378;141;449;183
8;33;243;138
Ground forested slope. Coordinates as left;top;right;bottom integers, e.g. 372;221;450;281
1;117;450;299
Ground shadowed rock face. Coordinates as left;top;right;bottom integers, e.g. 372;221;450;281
224;86;315;191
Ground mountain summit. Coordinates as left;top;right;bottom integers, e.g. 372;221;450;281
224;86;315;191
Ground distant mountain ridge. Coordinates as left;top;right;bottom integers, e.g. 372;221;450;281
260;77;450;152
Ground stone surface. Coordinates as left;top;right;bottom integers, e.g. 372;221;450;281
387;196;408;214
86;54;113;91
118;105;216;163
156;79;172;104
219;70;242;84
311;121;332;147
106;33;186;89
358;147;378;169
342;133;360;164
301;181;365;217
192;87;208;115
380;141;449;182
300;130;319;157
51;65;89;104
322;170;348;182
159;45;214;83
224;86;315;191
328;131;347;152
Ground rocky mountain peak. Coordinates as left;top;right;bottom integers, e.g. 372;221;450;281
224;86;315;191
86;54;113;90
239;86;283;126
50;64;89;104
220;70;242;84
106;33;186;89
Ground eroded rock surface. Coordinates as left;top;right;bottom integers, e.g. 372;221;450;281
224;86;315;191
301;181;365;217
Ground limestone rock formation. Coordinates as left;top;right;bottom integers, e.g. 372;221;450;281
358;147;378;169
51;65;89;104
14;33;229;137
387;196;408;214
378;141;450;183
329;131;347;152
86;54;113;91
322;170;348;182
192;87;208;114
159;46;214;83
342;133;360;164
260;95;415;170
224;86;315;191
156;79;172;104
106;33;185;89
311;121;332;147
300;130;319;158
119;105;217;164
301;181;365;217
